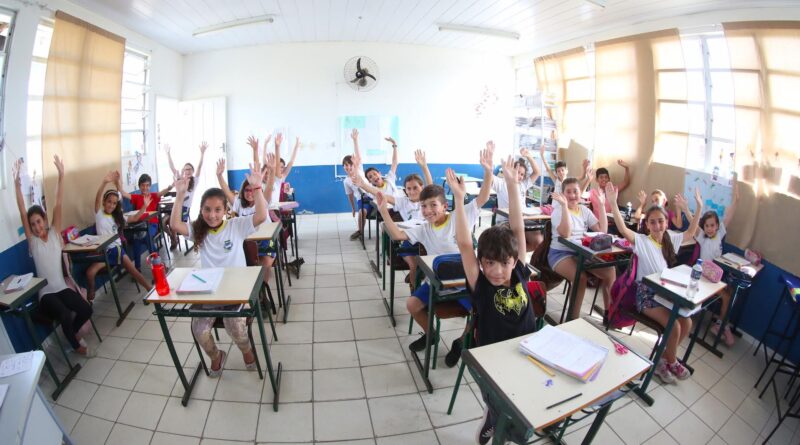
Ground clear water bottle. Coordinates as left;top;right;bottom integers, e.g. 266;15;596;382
687;259;703;297
625;202;632;222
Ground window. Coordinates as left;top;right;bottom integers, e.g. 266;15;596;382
121;48;150;156
25;20;53;206
0;7;16;188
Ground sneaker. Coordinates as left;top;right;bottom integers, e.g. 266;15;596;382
722;325;736;347
476;406;495;445
709;321;721;337
349;231;361;241
667;360;690;380
654;359;677;384
445;338;463;368
409;334;431;352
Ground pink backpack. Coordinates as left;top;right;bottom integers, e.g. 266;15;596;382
607;255;639;330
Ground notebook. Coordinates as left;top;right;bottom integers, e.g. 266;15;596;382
176;268;224;294
722;253;750;267
3;273;33;293
519;325;608;382
70;234;99;246
522;207;542;215
660;265;692;288
397;220;425;230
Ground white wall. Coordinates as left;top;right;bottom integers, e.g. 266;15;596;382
181;42;514;171
0;0;183;252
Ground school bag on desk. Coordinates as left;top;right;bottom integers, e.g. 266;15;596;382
432;254;466;281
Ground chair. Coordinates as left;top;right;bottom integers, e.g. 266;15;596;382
754;274;800;389
242;241;279;342
191;316;263;380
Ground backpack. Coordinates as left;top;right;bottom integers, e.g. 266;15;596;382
526;280;547;330
433;254;466;281
607;255;639;330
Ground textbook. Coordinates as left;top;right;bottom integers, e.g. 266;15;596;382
660;265;692;288
176;268;224;294
519;325;608;382
722;253;750;267
3;273;33;293
522;206;543;215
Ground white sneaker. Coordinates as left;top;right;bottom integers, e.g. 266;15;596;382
654;359;677;384
667;360;691;380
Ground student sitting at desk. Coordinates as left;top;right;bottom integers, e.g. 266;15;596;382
116;173;173;269
12;156;95;356
169;162;268;377
342;154;366;241
377;146;494;355
633;189;689;232
587;160;631;221
546;178;615;320
694;179;739;346
491;144;541;251
164;141;207;250
539;144;568;195
85;172;153;302
451;158;538;444
353;149;433;288
606;183;702;384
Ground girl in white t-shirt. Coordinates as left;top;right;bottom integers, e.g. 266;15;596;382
13;156;94;356
165;141;207;249
547;177;616;321
85;172;152;302
491;146;541;251
607;183;703;385
695;180;739;346
170;162;268;377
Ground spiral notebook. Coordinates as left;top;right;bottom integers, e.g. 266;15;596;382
519;325;608;382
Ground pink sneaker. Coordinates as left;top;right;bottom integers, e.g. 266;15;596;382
722;325;736;347
668;360;690;380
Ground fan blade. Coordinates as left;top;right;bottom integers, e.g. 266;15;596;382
359;78;367;87
356;57;362;72
365;73;377;81
350;77;360;83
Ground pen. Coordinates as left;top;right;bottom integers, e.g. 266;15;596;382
191;273;207;283
527;355;556;377
546;392;582;410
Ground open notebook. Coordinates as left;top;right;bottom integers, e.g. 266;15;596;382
176;268;224;294
519;325;608;382
70;234;99;246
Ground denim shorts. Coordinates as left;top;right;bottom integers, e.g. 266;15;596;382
411;282;472;311
547;248;576;270
257;239;277;258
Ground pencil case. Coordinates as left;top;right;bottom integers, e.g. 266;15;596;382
702;261;724;283
745;249;763;266
582;234;612;251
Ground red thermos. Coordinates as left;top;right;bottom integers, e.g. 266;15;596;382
148;253;170;296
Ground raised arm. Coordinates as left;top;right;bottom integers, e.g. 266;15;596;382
672;194;692;228
539;144;556;178
264;152;277;204
51;155;65;232
351;129;363;174
375;192;409;241
385;137;399;176
580;166;594;194
633;190;647;219
170;177;190;236
616;159;631;192
247;135;260;168
414;149;433;185
115;173;132;200
447;168;480;290
723;178;739;227
273;133;282;184
164;144;178;178
590;184;608;233
501;157;527;263
156;182;174;198
683;188;703;244
475;141;495;208
605;183;636;243
353;173;395;205
282;137;300;178
195;141;208;177
246;161;268;227
127;194;151;223
96;172;114;213
520;147;540;184
216;158;236;204
12;160;32;240
552;193;571;238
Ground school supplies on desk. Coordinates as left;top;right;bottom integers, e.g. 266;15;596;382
519;325;608;382
397;220;425;230
3;273;33;293
70;234;99;246
722;252;750;268
522;207;543;215
0;351;33;378
176;268;224;294
660;265;692;288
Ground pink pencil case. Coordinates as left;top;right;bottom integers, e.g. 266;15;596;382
702;261;724;283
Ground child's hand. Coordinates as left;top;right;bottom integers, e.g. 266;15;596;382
445;168;466;199
694;187;703;208
103;170;116;183
246;161;263;186
551;192;568;207
294;136;300;150
163;144;170;154
539;143;546;155
376;191;388;211
674;193;688;211
199;141;208;153
583;158;591;174
520;147;530;158
586;167;595;182
174;177;189;194
480;144;494;172
350;128;358;142
637;190;647;207
605;183;619;205
112;170;121;183
53;155;64;178
142;194;152;209
265;152;276;168
617;159;630;169
501;156;517;184
274;132;283;148
414;149;427;166
216;158;225;177
12;158;22;187
247;135;258;151
384;136;397;146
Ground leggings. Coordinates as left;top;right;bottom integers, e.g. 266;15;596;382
191;316;251;359
39;289;93;349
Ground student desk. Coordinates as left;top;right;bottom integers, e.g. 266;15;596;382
145;266;283;409
0;351;75;445
494;208;551;231
691;255;764;358
633;272;726;406
555;237;631;323
463;319;651;445
247;221;291;323
270;201;300;258
123;210;163;261
0;278;81;400
379;221;424;326
63;232;133;326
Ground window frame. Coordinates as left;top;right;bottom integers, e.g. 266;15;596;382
120;47;150;157
0;6;17;189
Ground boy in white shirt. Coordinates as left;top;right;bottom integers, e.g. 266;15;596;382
378;145;495;352
491;145;541;251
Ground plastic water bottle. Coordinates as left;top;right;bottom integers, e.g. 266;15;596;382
625;202;632;222
687;259;703;297
148;253;170;296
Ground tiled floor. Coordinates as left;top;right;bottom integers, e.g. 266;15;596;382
39;213;800;444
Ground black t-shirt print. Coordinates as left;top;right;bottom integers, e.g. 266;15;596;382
468;260;536;347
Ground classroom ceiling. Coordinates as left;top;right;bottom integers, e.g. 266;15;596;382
71;0;798;55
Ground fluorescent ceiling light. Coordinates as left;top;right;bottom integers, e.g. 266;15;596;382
437;24;520;40
585;0;607;7
194;15;275;37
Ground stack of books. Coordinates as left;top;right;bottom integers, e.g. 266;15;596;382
519;325;608;382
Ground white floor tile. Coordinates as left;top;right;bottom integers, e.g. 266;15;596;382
314;320;355;342
666;410;715;445
134;364;179;395
362;363;418;398
107;423;154;445
376;430;438;445
314;399;374;441
118;391;169;430
120;338;161;363
203;400;260;441
313;341;360;369
262;370;312;403
76;356;115;385
717;413;759;445
357;338;406;366
83;385;129;421
689;392;733;431
56;379;98;412
314;301;352;321
606;399;662;444
353;317;396;340
70;414;113;444
313;367;366;401
214;369;264;402
256;402;314;442
157;396;212;437
269;343;313;370
368;393;431;436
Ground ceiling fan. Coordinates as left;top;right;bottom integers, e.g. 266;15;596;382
344;56;378;92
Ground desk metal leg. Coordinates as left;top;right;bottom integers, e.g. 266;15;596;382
104;251;134;326
381;232;387;291
21;310;79;400
370;221;382;278
382;239;396;327
692;291;735;359
411;285;435;393
274;247;291;323
155;304;201;406
582;402;613;445
634;305;680;406
254;290;283;412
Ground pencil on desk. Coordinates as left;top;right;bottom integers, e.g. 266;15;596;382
527;355;556;377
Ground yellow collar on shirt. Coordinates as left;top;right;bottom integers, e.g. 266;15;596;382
568;207;581;217
209;220;227;235
433;214;450;230
648;234;662;249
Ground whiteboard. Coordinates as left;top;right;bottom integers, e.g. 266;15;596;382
337;115;399;177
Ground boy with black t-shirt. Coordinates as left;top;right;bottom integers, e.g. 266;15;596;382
448;156;537;445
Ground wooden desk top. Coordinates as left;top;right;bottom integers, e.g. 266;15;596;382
246;221;282;241
557;236;630;258
0;351;46;444
495;208;552;221
714;255;764;278
62;232;119;254
145;266;263;305
464;318;651;431
643;271;726;310
0;277;47;310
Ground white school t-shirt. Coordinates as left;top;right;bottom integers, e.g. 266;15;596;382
232;198;256;217
343;176;362;201
549;205;598;252
29;228;68;298
187;215;257;268
94;210;123;248
182;173;201;210
491;176;533;221
404;199;480;256
633;231;684;282
270;177;283;204
695;221;726;262
553;179;563;194
365;171;400;199
393;196;422;222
